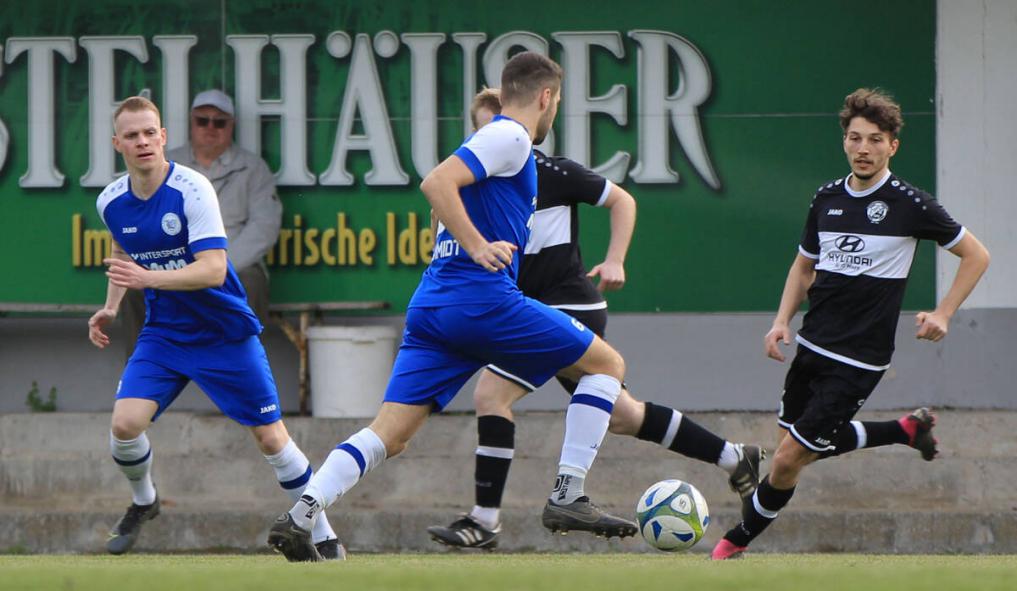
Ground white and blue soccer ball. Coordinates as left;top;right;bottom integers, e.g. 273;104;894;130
635;479;709;552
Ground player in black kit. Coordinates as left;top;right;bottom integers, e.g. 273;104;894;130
711;88;990;560
427;88;764;549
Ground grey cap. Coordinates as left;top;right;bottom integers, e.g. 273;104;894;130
191;89;234;117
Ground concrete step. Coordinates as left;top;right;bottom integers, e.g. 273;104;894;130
2;507;1014;555
2;411;1016;512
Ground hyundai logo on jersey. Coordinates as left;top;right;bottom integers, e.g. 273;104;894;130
835;235;866;253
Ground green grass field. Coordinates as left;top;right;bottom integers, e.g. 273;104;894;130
2;554;1016;591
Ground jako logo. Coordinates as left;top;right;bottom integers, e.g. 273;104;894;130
835;235;865;253
260;404;278;414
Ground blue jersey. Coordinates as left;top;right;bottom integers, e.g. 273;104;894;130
410;115;537;307
96;162;261;344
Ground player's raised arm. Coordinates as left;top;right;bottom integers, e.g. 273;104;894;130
588;184;636;292
420;156;516;272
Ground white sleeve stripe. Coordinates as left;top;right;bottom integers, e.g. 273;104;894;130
594;181;612;207
188;233;226;244
798;245;820;259
942;226;966;250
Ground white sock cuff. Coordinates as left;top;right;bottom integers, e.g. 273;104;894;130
110;431;151;462
558;465;587;478
265;439;311;484
576;374;622;404
661;409;683;449
476;445;515;459
851;421;867;449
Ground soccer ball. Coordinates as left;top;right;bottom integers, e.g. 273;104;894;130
635;479;709;552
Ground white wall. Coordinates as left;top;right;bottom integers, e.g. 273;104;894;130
937;0;1017;308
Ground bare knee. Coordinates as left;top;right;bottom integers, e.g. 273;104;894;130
601;348;626;381
607;393;643;436
251;422;290;455
110;415;146;440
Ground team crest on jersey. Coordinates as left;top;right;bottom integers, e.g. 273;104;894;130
866;201;888;223
161;212;182;236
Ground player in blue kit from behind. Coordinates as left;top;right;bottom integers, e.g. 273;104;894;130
268;52;635;562
87;96;341;558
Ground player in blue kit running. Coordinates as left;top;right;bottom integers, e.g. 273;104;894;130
267;52;635;562
87;96;341;558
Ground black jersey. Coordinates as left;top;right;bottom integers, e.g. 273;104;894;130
796;171;964;370
517;150;612;309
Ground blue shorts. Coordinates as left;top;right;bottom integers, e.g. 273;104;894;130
117;333;282;426
385;295;595;411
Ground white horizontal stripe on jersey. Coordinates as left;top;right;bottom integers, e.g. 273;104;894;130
815;231;916;279
550;302;608;311
796;335;890;371
524;205;570;255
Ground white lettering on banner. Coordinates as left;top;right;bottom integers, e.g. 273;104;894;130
552;32;629;182
403;32;446;178
79;36;149;187
628;30;720;189
1;30;720;192
4;37;77;188
319;32;409;186
452;32;486;138
228;34;316;186
152;35;198;151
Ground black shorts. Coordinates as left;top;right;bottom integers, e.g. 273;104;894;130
485;306;607;394
778;345;885;453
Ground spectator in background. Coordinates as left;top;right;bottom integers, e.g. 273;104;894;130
122;89;281;354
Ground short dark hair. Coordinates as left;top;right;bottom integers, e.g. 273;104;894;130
839;88;903;138
113;96;162;130
470;88;502;129
500;51;563;107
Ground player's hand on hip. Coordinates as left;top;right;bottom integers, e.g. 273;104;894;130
588;261;625;292
471;241;517;272
764;324;792;362
104;258;151;289
915;311;948;342
88;308;116;348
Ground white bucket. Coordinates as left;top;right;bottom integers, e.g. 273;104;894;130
306;325;398;418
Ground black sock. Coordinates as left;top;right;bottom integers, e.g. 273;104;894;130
637;401;726;464
819;420;908;459
724;475;796;547
862;420;909;446
475;415;515;508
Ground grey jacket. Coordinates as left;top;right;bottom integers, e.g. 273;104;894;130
166;144;282;271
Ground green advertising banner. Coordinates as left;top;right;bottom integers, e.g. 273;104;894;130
0;0;935;312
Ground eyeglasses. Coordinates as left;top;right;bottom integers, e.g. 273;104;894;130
194;116;231;129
